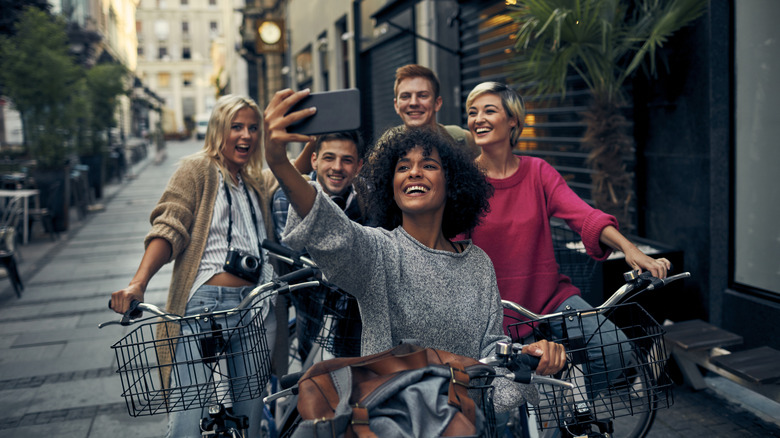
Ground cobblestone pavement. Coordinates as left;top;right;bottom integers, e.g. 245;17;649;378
0;138;778;437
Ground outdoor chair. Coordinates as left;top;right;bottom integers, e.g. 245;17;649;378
0;196;24;297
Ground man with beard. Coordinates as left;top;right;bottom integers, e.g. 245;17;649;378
272;130;365;358
273;130;365;236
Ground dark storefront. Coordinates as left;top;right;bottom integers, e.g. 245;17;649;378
358;0;779;350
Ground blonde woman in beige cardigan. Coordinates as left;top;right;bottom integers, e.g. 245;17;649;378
110;95;309;437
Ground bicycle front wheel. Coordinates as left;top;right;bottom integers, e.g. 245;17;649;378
606;359;657;438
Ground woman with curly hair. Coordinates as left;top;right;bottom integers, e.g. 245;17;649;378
263;88;565;415
358;125;489;240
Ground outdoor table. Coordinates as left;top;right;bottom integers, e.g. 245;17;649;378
0;189;40;244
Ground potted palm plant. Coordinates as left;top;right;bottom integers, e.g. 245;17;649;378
509;0;708;227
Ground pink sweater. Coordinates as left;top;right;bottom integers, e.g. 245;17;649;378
468;157;617;333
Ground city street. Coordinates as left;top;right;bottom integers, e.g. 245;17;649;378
0;138;778;437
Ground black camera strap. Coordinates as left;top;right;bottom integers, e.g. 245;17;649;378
222;173;261;255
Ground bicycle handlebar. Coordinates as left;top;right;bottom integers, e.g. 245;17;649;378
264;342;573;405
480;342;573;388
99;266;320;328
261;239;317;268
504;269;691;321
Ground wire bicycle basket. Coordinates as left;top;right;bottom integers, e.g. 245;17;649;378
110;306;271;417
469;377;497;438
506;303;673;431
290;284;362;357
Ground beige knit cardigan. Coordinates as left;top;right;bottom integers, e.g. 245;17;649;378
147;155;280;389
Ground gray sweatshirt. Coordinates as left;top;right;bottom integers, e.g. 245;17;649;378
282;190;536;411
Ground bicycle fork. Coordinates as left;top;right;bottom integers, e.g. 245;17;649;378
198;316;249;438
556;336;613;438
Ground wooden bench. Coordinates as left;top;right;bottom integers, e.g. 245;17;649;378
664;319;780;401
710;346;780;385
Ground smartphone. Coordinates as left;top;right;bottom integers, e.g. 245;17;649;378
286;88;361;136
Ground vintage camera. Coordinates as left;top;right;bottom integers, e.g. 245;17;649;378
223;247;262;283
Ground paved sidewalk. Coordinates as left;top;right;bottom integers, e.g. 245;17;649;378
0;140;186;436
0;138;778;437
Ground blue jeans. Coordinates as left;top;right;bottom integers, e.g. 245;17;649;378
166;285;276;438
552;295;631;393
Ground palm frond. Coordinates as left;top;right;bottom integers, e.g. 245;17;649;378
509;0;708;104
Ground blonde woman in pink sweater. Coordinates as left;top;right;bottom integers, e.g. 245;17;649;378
464;82;671;393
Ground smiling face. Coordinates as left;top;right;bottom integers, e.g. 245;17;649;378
222;107;260;176
392;146;447;219
393;77;443;128
312;139;363;197
467;92;517;150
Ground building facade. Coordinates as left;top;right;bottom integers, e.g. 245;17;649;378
51;0;142;140
260;0;779;351
135;0;247;135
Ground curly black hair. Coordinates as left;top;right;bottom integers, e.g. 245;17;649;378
356;127;493;239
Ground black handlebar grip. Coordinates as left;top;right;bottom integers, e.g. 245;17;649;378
276;267;316;284
280;371;304;390
108;299;143;324
514;353;541;370
507;353;542;384
261;239;299;259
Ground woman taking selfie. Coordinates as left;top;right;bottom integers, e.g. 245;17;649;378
263;88;565;415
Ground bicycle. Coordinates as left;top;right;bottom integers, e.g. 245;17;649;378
502;268;690;438
260;239;363;437
99;267;318;438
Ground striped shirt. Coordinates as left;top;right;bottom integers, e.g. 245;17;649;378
190;172;274;299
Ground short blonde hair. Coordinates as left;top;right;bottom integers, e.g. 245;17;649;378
200;95;264;192
466;82;526;146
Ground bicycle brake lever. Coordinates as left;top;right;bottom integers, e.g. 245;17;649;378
99;299;143;329
531;375;575;389
264;385;298;404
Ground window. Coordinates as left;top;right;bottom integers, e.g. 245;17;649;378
210;21;218;33
136;20;142;33
137;46;144;57
318;32;329;91
295;46;313;90
733;0;780;295
154;20;169;40
182;21;189;35
209;0;216;5
158;73;170;88
180;0;187;5
182;47;191;59
337;17;351;89
158;46;168;59
182;72;194;87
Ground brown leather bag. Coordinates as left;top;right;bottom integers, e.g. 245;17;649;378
292;343;494;438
